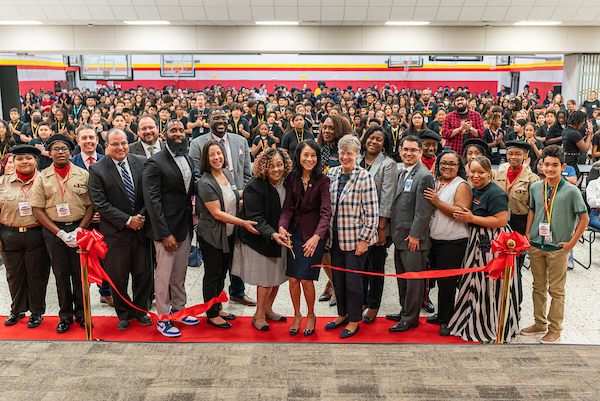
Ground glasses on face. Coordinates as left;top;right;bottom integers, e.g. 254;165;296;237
51;146;69;152
401;147;420;153
440;161;459;167
139;126;156;132
109;141;128;148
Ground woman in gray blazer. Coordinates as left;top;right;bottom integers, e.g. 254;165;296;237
357;125;398;323
196;139;259;329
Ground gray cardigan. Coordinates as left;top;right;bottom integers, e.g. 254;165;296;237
358;153;398;235
196;168;240;253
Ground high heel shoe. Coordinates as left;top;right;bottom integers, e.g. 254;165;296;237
289;316;302;336
304;316;317;337
252;316;269;331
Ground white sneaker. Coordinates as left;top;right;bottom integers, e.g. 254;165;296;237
157;320;181;337
170;309;200;326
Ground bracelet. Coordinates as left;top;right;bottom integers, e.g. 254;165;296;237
314;233;321;239
378;226;385;230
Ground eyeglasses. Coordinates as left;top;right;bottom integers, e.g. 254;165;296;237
108;141;129;148
440;162;459;167
138;126;156;132
51;146;69;152
401;148;420;153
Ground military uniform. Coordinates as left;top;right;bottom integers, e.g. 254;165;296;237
493;141;540;306
0;166;51;326
28;135;93;329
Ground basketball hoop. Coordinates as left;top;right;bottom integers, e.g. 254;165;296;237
403;60;409;72
173;69;181;82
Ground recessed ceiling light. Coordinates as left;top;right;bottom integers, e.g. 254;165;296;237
514;21;562;26
385;21;430;26
0;21;42;25
123;21;171;25
255;21;299;25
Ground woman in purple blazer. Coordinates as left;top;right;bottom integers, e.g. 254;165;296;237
278;140;332;337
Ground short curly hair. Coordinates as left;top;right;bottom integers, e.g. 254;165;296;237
252;147;293;180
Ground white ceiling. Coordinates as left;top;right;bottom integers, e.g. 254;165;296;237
2;0;600;26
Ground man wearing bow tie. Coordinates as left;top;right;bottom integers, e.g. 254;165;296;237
143;120;198;338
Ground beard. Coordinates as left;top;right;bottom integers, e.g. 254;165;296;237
457;105;467;113
166;136;189;155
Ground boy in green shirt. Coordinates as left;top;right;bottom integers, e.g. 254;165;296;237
523;145;589;343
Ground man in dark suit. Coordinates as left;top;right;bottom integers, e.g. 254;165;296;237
189;107;255;306
128;115;165;158
143;120;199;338
70;124;114;308
88;128;153;331
388;135;435;333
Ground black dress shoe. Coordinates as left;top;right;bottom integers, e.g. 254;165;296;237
219;313;236;321
324;317;349;330
389;321;418;333
318;294;332;302
386;313;402;322
4;313;26;326
133;315;153;326
27;314;43;328
117;320;130;331
439;323;450;337
423;302;435;314
75;317;94;329
207;318;232;329
426;314;441;324
56;319;72;333
363;316;376;324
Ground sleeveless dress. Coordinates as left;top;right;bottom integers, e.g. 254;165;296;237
448;182;520;342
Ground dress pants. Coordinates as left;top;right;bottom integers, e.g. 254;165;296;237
509;214;528;307
42;223;84;321
0;226;51;315
362;241;389;310
394;248;429;327
330;232;368;323
429;238;468;324
153;232;192;317
529;246;568;333
104;233;153;322
199;235;234;318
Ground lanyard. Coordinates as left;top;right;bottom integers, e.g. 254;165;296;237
59;122;65;132
234;120;239;134
505;167;522;194
391;127;399;146
17;173;36;197
260;137;267;150
295;129;303;143
543;179;559;225
160;119;168;133
435;176;456;194
54;168;70;202
0;144;7;158
33;124;39;137
11;119;19;133
74;105;82;117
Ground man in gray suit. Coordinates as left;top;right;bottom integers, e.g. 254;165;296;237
189;107;255;306
388;135;435;333
189;107;252;191
128;115;165;158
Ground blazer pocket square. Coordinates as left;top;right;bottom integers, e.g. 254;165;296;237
238;149;244;156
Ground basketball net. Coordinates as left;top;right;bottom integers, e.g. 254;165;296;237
174;69;181;82
403;60;409;72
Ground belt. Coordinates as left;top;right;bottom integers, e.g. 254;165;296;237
1;224;42;233
54;219;83;227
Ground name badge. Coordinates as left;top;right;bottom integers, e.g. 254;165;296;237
19;202;32;217
539;222;552;242
56;203;71;217
404;179;413;192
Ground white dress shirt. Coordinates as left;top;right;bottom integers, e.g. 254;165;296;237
587;178;600;209
140;140;161;159
111;156;135;225
167;145;192;193
82;152;98;170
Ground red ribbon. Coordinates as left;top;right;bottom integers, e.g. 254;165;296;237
315;231;530;281
76;229;228;321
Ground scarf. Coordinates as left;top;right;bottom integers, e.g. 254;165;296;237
421;155;436;171
16;171;34;182
54;164;71;179
507;166;522;184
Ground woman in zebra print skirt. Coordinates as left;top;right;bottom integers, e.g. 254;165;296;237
449;156;520;342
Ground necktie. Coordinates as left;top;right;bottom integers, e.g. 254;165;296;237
397;169;408;195
118;161;135;211
89;157;94;164
149;146;156;156
220;139;229;162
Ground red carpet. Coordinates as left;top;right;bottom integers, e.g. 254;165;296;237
0;316;474;344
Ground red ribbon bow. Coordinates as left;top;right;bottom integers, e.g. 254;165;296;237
76;229;228;322
484;231;530;280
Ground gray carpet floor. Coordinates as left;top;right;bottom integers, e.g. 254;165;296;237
1;341;599;400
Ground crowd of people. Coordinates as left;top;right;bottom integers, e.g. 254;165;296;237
0;81;597;343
